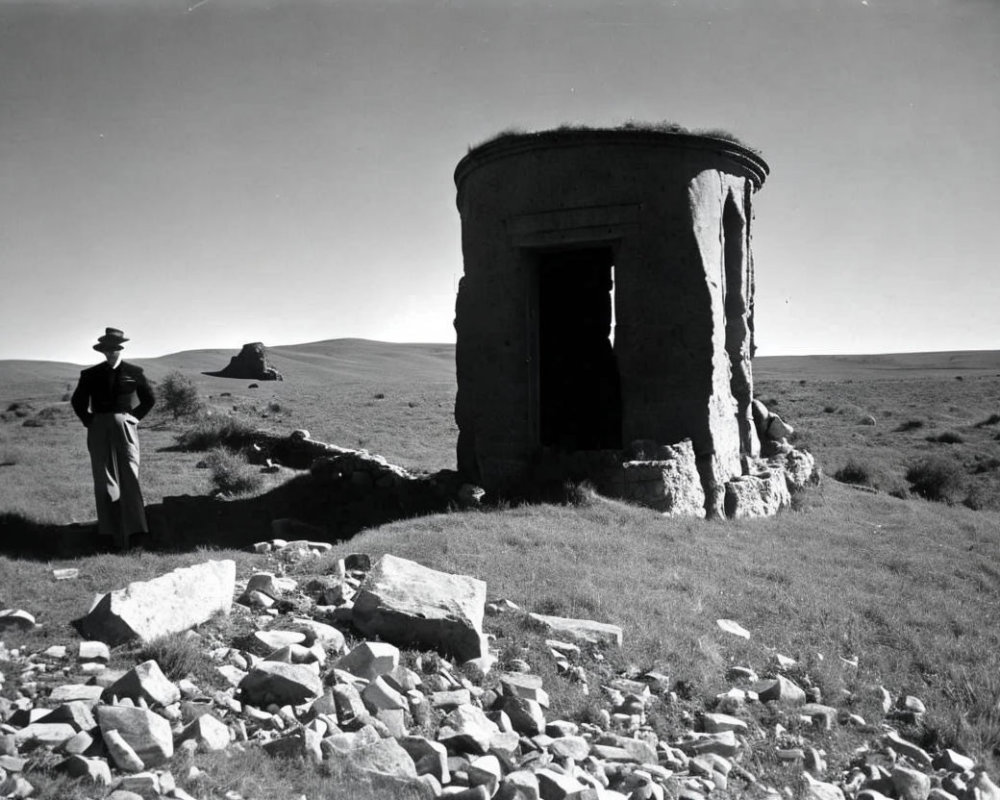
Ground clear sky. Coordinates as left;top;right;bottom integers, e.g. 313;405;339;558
1;0;998;364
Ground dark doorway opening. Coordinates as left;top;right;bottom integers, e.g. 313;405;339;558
537;247;622;450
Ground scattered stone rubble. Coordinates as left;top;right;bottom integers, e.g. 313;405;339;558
1;552;995;800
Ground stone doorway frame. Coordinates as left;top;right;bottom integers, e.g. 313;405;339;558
506;203;641;451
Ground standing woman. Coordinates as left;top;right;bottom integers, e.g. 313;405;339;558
71;328;156;550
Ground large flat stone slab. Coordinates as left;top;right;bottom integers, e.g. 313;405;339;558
527;613;623;648
96;705;173;768
80;560;236;645
352;555;487;662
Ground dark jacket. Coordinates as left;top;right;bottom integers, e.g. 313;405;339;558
71;361;156;428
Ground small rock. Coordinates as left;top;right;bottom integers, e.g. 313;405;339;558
102;728;145;773
715;619;750;639
0;610;35;631
803;772;845;800
892;764;931;800
754;675;806;705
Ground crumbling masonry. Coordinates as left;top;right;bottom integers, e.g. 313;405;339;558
453;127;814;518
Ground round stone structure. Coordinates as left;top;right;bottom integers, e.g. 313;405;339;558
453;127;770;516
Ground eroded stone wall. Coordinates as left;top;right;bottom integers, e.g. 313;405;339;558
454;129;770;516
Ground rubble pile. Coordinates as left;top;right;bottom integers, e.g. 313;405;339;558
0;551;995;800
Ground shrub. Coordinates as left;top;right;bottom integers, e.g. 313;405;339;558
975;413;1000;428
136;632;213;682
1;402;34;421
22;406;65;427
205;447;263;495
905;457;966;502
894;419;924;432
834;459;874;486
926;431;965;444
177;415;258;451
963;485;990;511
159;371;204;417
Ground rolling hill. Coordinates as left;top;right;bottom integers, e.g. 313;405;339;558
2;338;998;405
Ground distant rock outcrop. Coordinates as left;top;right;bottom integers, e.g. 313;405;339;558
207;342;282;381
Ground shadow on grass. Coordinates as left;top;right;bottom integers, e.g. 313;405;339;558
0;471;460;561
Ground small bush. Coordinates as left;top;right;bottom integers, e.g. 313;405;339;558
926;431;965;444
975;413;1000;428
22;406;67;428
136;632;213;682
159;371;204;417
963;485;990;511
823;405;836;414
834;459;874;486
2;402;35;421
905;457;966;502
205;447;263;495
177;415;258;451
894;419;925;432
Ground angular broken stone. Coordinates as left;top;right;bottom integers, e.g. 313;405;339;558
13;722;77;748
48;684;104;706
254;630;307;650
324;736;418;779
499;672;549;707
336;641;401;682
239;662;322;706
103;660;181;707
437;704;501;755
35;701;97;733
496;694;545;736
754;675;806;705
548;735;591;762
497;770;540;800
96;705;173;768
885;731;932;768
178;714;230;752
468;754;502;796
0;610;35;631
79;641;111;663
80;560;236;645
332;683;368;723
352;555;487;662
724;472;791;519
677;731;739;758
536;767;588;799
362;676;408;713
101;728;145;773
399;736;450;783
892;764;931;800
701;712;749;734
290;617;347;652
803;772;846;800
621;442;706;516
56;754;112;785
716;619;750;639
527;613;623;648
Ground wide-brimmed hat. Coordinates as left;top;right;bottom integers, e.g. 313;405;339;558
93;327;129;353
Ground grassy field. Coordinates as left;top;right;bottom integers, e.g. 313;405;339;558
0;340;999;796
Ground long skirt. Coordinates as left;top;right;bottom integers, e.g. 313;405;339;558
87;413;148;547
